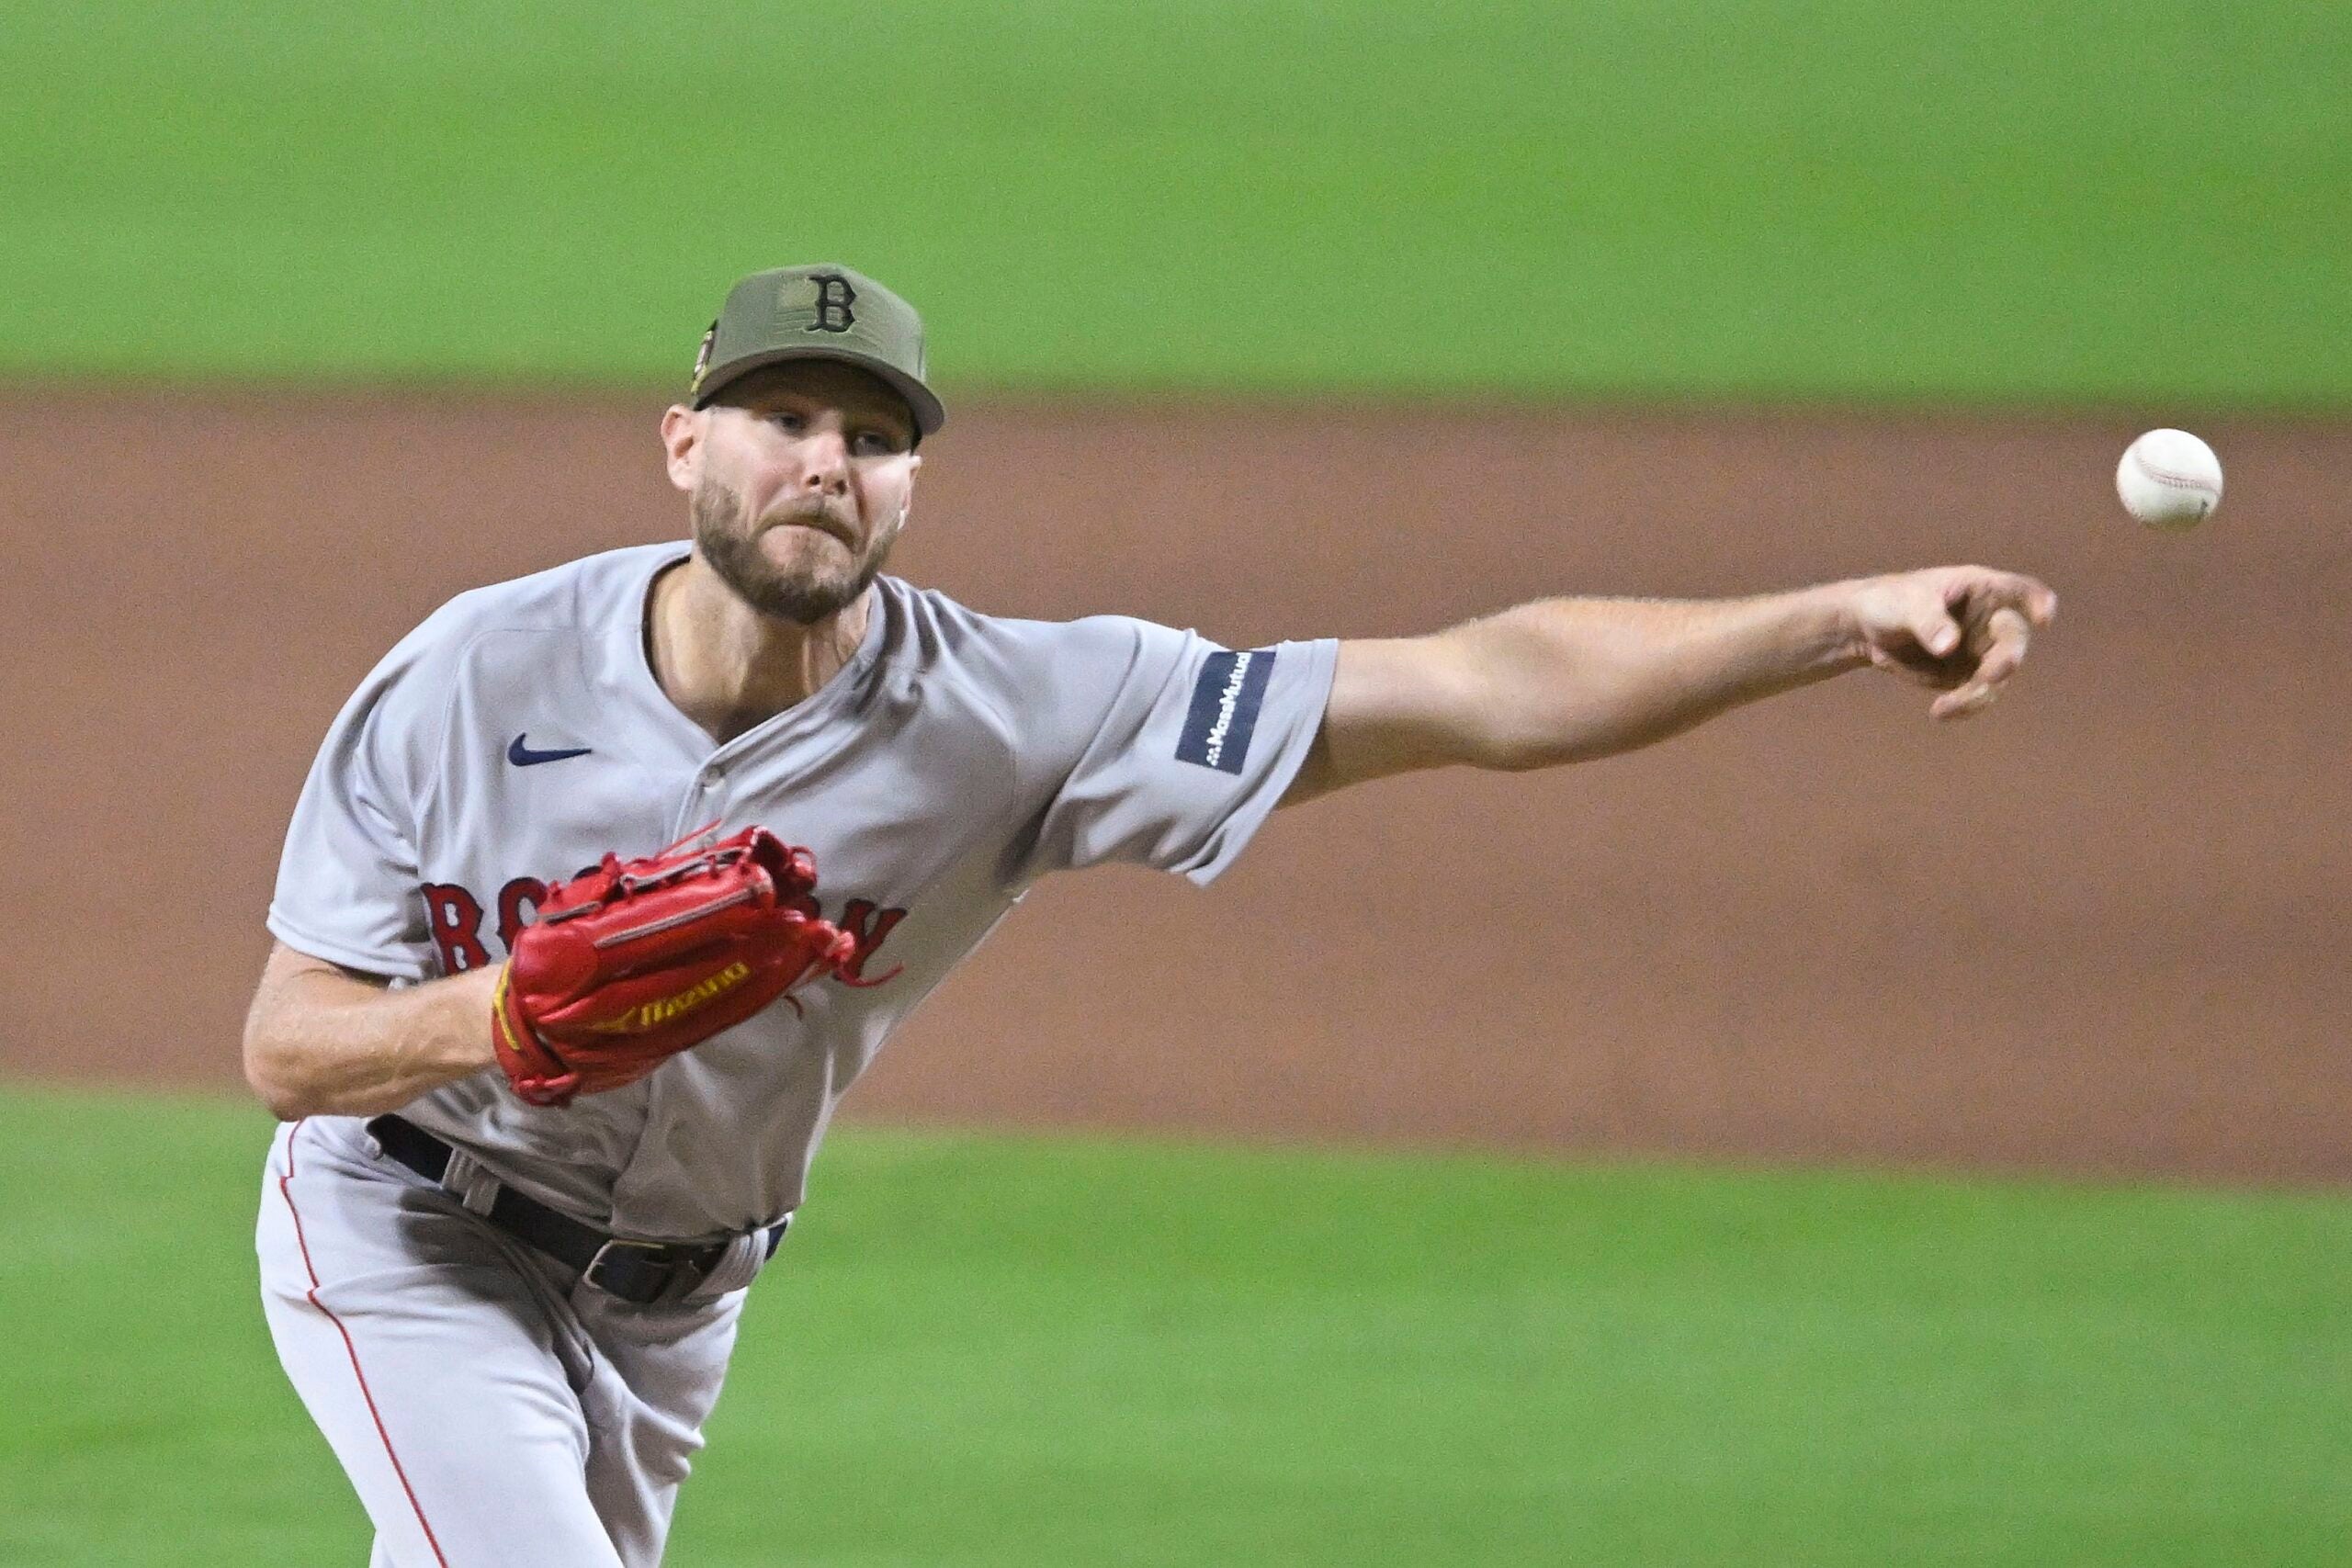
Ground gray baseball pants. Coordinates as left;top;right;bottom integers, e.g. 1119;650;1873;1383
255;1118;746;1567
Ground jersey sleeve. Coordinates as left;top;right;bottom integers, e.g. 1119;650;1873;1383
266;622;449;981
1015;618;1339;886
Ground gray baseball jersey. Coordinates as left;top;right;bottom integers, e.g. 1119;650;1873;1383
269;542;1338;1242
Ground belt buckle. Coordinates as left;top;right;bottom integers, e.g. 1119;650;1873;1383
582;1238;684;1304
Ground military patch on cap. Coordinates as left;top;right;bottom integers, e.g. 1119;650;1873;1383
690;321;718;393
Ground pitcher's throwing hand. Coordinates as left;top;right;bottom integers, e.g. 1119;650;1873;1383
1846;566;2059;721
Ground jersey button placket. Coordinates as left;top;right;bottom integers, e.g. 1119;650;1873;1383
686;764;727;838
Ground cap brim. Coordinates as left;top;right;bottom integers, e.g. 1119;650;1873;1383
692;347;945;436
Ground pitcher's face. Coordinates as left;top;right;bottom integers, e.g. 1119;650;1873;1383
667;360;921;624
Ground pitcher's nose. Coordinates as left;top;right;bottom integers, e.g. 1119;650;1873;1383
799;432;851;495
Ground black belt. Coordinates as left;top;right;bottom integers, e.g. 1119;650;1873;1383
366;1114;786;1306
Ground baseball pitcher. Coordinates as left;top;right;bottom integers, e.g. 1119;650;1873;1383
246;265;2056;1566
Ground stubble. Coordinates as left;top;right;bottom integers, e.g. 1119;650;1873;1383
691;475;897;626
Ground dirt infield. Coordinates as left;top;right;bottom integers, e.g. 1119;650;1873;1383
3;389;2343;1184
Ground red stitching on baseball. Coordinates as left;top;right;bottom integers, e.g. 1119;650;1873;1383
2131;454;2214;491
278;1122;453;1568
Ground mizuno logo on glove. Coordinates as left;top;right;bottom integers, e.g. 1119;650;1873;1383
583;962;754;1034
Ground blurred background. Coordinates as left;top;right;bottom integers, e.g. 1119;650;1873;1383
2;2;2346;1563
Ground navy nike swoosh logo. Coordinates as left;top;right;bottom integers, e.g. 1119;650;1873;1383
508;734;594;767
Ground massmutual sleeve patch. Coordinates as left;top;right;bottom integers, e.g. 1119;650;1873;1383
1175;649;1276;774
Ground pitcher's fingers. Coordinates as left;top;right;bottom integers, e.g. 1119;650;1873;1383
1931;683;1998;721
1931;610;2031;720
1977;605;2033;675
1905;593;1962;657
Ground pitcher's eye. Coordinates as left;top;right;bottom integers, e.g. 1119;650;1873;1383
852;430;904;457
767;412;807;434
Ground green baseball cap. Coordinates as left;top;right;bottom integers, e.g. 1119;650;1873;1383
688;264;945;435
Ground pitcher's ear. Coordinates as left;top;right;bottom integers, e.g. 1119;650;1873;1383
660;405;702;491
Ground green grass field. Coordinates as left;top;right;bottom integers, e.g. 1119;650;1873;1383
3;1084;2346;1566
5;1;2346;406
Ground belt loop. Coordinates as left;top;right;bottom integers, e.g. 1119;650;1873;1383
438;1148;502;1216
688;1215;793;1300
686;1233;761;1298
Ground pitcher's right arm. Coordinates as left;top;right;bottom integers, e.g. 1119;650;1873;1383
242;942;499;1122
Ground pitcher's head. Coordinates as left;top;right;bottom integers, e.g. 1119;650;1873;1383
661;266;943;623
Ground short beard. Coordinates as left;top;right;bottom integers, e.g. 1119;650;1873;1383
692;477;896;626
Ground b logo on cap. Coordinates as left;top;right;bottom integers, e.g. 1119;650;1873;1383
808;274;856;333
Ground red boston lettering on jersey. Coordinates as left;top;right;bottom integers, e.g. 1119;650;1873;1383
422;884;491;973
420;878;906;985
833;899;907;986
495;877;548;953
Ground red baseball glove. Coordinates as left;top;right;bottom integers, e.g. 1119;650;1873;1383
492;826;859;1108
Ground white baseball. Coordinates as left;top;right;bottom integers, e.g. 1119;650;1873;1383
2116;429;2222;531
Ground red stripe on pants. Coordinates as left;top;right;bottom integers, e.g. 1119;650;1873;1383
277;1121;452;1568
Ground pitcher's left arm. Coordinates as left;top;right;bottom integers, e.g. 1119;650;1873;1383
1283;566;2056;805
